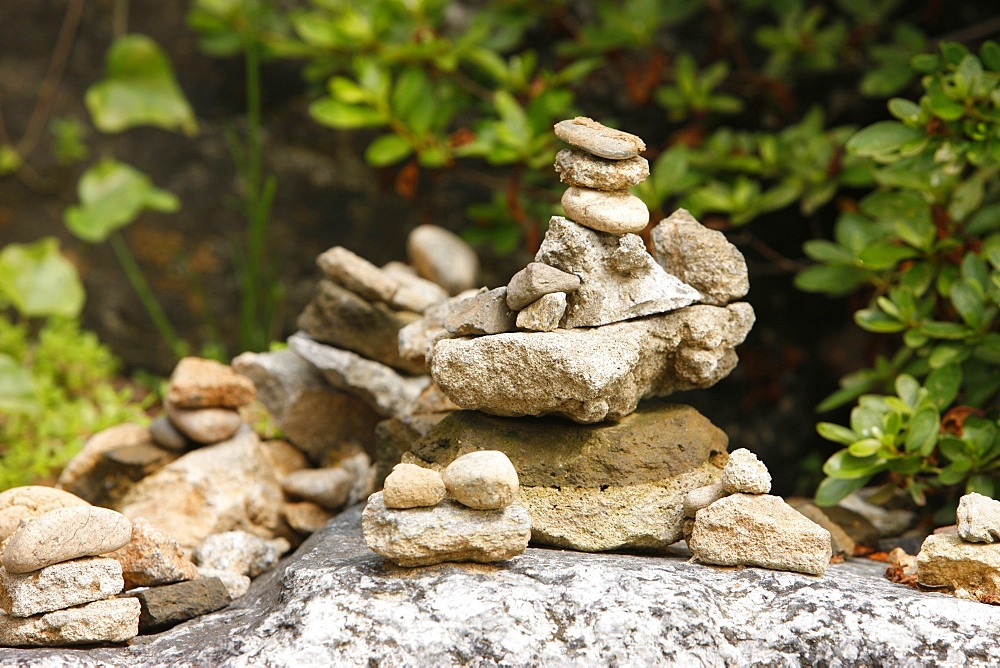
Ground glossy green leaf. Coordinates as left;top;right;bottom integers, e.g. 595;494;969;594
846;121;923;158
966;474;995;498
814;475;869;507
949;173;985;222
905;408;940;456
925;363;962;407
855;307;906;333
920;321;970;339
794;264;869;296
895;374;920;407
816;422;859;445
887;98;922;124
938;462;972;485
939;436;974;464
364;134;413;166
0;353;38;414
849;438;884;457
85;35;197;135
887;455;925;475
858;241;919;269
950;280;984;328
823;450;886;479
0;238;85;318
309;98;387;129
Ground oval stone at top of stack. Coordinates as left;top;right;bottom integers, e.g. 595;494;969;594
554;117;646;160
0;487;89;542
2;506;132;574
554;149;649;190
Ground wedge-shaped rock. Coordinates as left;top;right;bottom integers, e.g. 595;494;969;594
2;506;132;574
166;357;256;409
0;597;140;647
918;534;1000;602
553;117;645;160
689;494;832;575
516;292;567;332
129;577;232;633
506;262;580;310
430;303;754;423
317;246;447;313
362;493;530;567
397;289;482;369
536;216;700;328
443;287;517;336
1;558;123;617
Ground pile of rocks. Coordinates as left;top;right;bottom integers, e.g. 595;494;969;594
362;451;531;566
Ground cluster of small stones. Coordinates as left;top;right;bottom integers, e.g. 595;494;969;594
362;451;531;567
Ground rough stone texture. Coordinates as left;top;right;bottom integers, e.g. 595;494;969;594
57;424;151;501
0;488;89;543
297;279;423;374
61;442;179;509
164;403;244;445
0;597;139;648
105;518;199;590
553;116;645;159
957;492;1000;543
536;217;701;328
819;504;880;548
396;289;482;368
407;225;480;296
442;451;519;510
505;262;580;310
289;332;430;420
2;507;132;575
651;208;750;306
232;349;381;462
430;303;754;423
362;493;531;567
193;532;288;578
683;483;727;518
690;494;832;575
7;505;1000;665
561;186;649;235
442;287;518;336
0;558;123;617
791;501;857;558
917;534;1000;602
383;464;446;509
721;448;772;494
554;149;649;190
316;245;447;313
129;577;232;633
166;357;256;409
281;467;353;511
148;415;190;451
117;427;292;551
516;292;567;332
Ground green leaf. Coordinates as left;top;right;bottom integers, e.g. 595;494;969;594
855;307;906;333
895;373;920;407
981;40;1000;71
940;436;974;464
920;321;970;339
967;474;995;498
0;237;85;318
887;455;925;475
950;280;984;328
888;98;922;124
925;363;962;407
849;438;884;457
794;264;869;296
0;144;22;175
846;121;924;158
0;352;38;414
858;241;919;270
816;422;860;445
905;408;940;456
309;98;387;129
814;475;868;507
85;34;197;135
949;173;985;222
823;450;886;479
64;159;179;243
938;462;972;485
364;134;413;166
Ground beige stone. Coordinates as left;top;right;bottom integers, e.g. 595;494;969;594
317;246;399;304
57;423;151;501
166;356;256;409
918;534;1000;602
283;501;333;534
194;531;289;578
554;149;649;190
443;451;519;510
105;517;199;589
683;483;727;518
281;467;353;511
407;225;480;296
0;487;89;542
443;287;518;336
957;492;1000;543
0;597;140;647
790;502;857;557
721;448;771;494
383;463;446;509
164;402;244;445
516;292;567;332
0;557;123;617
553;117;646;160
561;186;650;235
2;506;132;574
505;263;580;311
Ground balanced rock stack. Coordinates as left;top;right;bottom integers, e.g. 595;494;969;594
362;451;531;567
916;493;1000;602
402;117;758;553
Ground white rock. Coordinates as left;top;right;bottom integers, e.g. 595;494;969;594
721;448;771;494
442;451;519;510
2;506;132;574
164;402;244;445
506;262;580;310
197;566;252;600
0;557;123;617
383;463;446;509
957;492;1000;543
194;531;290;578
516;292;567;332
561;186;649;235
0;597;140;647
281;467;353;511
407;225;480;295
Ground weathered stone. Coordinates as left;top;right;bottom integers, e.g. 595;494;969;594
516;292;567;331
839;490;916;538
129;577;232;633
442;451;519;510
166;357;256;409
232;349;381;462
193;531;288;579
259;439;310;480
430;303;754;423
554;149;649;190
0;558;123;617
164;402;243;445
196;567;252;600
918;534;1000;603
689;494;832;575
391;278;450;315
337;453;378;506
790;501;857;558
297;279;424;373
289;333;430;420
105;518;199;590
721;448;771;494
362;493;530;567
316;245;447;313
535;216;701;328
148;415;190;451
505;262;581;310
396;289;482;368
651;209;749;306
553;117;645;160
442;287;517;336
282;501;333;535
57;423;151;502
406;225;480;296
374;418;424;489
2;506;132;574
281;467;353;511
0;487;88;543
819;504;880;548
683;483;727;518
957;492;1000;543
561;186;649;235
0;597;139;647
383;463;446;509
408;381;461;415
117;427;292;551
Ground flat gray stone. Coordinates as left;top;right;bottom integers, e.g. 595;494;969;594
554;149;649;190
129;577;232;634
442;287;518;336
554;116;646;159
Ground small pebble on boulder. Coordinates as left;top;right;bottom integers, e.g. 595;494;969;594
553;117;646;160
383;463;447;509
721;448;771;494
683;483;727;518
917;533;1000;603
516;292;567;332
957;492;1000;544
442;451;519;510
443;287;518;336
2;506;132;574
505;262;581;311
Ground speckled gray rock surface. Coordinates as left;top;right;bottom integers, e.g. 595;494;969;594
3;505;1000;666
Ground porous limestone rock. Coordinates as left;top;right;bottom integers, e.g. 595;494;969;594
535;216;701;328
516;292;567;332
383;463;446;509
105;517;199;589
442;287;518;336
0;487;88;542
232;348;380;462
917;533;1000;602
2;507;132;574
442;451;519;510
651;209;749;306
406;225;480;296
0;597;140;647
193;531;288;579
957;492;1000;544
689;494;832;575
164;403;244;445
560;186;649;235
166;357;255;409
721;448;771;494
505;262;580;311
289;333;430;420
0;558;123;617
396;289;482;368
430;303;754;423
57;423;151;501
554;149;649;190
553;116;646;160
128;577;232;634
362;493;530;567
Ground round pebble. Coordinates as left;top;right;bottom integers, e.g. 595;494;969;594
383;463;446;509
164;402;244;444
553;117;646;160
2;506;132;574
561;187;649;235
721;448;771;495
442;451;519;510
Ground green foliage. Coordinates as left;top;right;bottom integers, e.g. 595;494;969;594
0;238;85;319
803;41;1000;506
